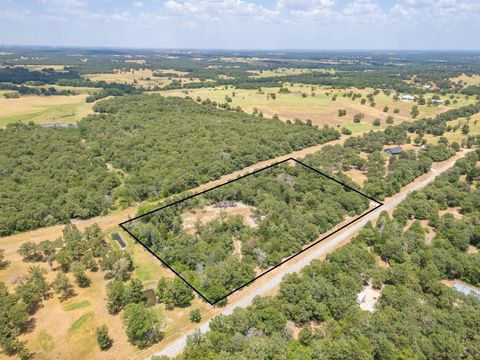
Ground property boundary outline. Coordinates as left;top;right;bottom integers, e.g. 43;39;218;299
119;157;383;305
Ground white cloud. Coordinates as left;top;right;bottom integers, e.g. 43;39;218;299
38;0;88;7
132;1;144;7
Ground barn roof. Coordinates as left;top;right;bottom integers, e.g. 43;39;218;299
384;147;402;155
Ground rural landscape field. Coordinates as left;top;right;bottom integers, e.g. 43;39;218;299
1;1;480;359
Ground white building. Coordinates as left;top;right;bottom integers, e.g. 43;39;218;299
400;95;415;102
453;280;480;299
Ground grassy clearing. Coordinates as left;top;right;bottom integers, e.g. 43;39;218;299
83;69;200;88
0;93;94;127
424;113;480;144
159;85;472;133
64;300;91;312
248;67;335;78
37;331;54;352
450;74;480;86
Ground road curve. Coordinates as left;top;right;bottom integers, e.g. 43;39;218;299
150;149;473;359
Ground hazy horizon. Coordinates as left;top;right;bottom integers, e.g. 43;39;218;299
1;0;479;50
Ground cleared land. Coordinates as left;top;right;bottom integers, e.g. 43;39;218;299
159;85;475;132
247;68;335;78
84;69;202;88
0;93;95;127
451;74;480;86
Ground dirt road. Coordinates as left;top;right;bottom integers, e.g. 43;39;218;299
0;138;345;260
149;148;472;359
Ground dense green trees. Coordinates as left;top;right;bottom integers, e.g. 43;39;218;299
0;94;339;235
96;325;113;351
128;161;370;303
157;277;194;309
122;303;163;348
85;94;339;202
176;150;480;360
0;283;30;359
0;124;120;236
106;279;146;314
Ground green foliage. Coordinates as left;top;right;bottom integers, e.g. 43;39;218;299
85;94;339;202
157;277;193;309
51;272;75;301
130;162;369;303
0;124;120;236
106;279;146;314
122;303;163;348
16;266;50;313
0;94;339;235
0;283;30;358
96;325;113;351
189;308;201;323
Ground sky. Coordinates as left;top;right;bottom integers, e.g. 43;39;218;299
1;0;479;50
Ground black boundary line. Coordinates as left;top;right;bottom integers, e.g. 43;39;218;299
119;158;291;226
119;157;383;305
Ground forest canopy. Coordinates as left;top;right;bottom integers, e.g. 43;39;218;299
0;94;339;235
124;161;372;303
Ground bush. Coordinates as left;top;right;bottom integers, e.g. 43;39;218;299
96;325;113;351
189;308;201;323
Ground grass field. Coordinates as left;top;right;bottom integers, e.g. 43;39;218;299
450;74;480;86
159;85;475;133
0;93;95;127
84;69;200;88
0;223;181;360
424;113;480;144
247;67;335;78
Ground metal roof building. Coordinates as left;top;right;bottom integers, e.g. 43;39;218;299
453;280;480;299
384;147;402;155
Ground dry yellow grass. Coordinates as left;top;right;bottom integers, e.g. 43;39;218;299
450;74;480;86
84;69;196;88
0;93;95;127
159;85;473;133
247;67;335;78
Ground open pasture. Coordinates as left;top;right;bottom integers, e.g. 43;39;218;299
160;84;474;133
450;73;480;86
247;67;335;78
0;93;95;127
84;69;199;88
0;226;181;360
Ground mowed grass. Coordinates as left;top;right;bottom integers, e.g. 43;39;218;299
64;300;91;312
159;85;473;133
69;312;94;332
0;93;95;127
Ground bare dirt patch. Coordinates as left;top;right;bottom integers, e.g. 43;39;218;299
358;281;382;312
345;169;367;186
181;201;258;234
439;207;463;219
468;245;478;254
